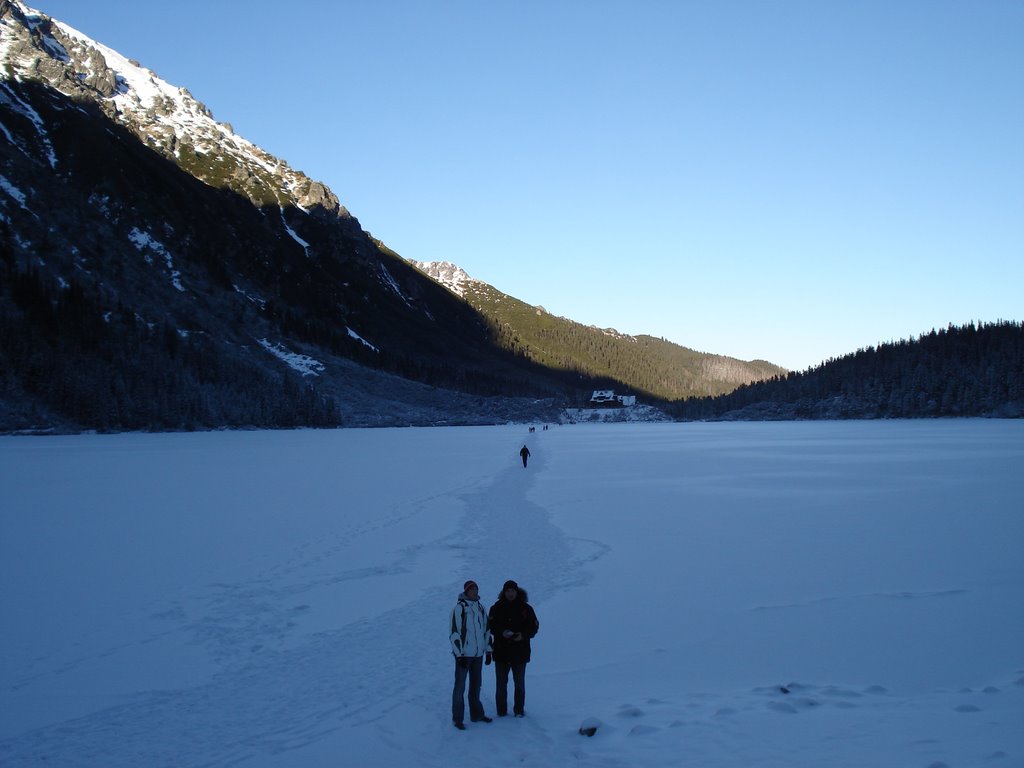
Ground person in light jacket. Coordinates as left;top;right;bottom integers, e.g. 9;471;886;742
449;580;493;729
488;579;539;717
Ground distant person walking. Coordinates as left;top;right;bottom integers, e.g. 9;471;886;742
449;580;493;730
520;445;531;468
488;580;540;718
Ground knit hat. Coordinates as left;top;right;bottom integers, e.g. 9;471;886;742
463;580;478;592
503;580;519;591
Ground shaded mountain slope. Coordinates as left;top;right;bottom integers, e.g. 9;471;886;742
0;2;609;430
411;260;785;400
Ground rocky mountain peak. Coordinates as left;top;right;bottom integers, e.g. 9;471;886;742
0;0;348;218
409;260;480;298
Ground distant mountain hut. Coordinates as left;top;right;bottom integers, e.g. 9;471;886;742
590;390;636;408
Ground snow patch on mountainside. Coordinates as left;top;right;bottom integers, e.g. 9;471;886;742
257;339;325;377
409;260;481;298
279;208;310;256
128;227;185;292
233;285;267;310
347;328;379;352
0;79;56;167
0;173;30;211
379;265;412;306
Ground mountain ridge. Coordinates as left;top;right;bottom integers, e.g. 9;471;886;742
410;259;786;400
5;2;1014;432
0;1;350;219
2;0;586;430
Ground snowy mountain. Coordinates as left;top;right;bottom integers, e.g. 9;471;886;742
0;1;344;217
2;2;1017;433
0;0;789;432
410;261;479;299
0;1;605;431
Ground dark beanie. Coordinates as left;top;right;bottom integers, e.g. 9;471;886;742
503;580;519;591
464;580;478;592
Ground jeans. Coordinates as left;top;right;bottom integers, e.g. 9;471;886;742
452;656;484;724
495;661;527;716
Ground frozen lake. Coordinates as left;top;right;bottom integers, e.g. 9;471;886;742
1;420;1022;767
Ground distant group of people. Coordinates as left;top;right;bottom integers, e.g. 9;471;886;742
521;424;551;467
449;579;540;730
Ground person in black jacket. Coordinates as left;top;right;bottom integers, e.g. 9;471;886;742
488;579;540;717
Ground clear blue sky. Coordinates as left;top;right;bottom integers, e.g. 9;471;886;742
38;1;1023;371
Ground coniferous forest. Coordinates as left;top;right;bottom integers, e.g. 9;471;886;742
0;262;342;431
668;321;1024;420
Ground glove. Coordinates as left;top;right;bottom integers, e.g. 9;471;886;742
485;652;492;666
457;656;469;669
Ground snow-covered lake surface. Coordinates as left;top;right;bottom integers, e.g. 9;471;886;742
1;421;1021;767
